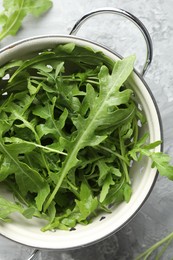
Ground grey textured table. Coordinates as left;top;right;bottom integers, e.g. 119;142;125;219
0;0;173;259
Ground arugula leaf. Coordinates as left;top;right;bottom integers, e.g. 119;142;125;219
25;0;53;17
75;181;98;221
22;207;36;219
99;173;114;203
0;0;53;41
123;183;132;202
128;136;173;180
0;141;50;210
150;153;173;180
0;196;24;221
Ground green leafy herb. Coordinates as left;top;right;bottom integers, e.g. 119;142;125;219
0;196;24;222
0;0;53;41
0;43;173;231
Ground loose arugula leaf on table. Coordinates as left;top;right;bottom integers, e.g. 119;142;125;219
0;0;53;41
0;43;173;231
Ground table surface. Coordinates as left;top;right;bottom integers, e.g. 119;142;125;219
0;0;173;259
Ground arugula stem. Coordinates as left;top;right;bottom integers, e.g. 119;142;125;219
88;76;99;80
66;179;80;199
97;145;129;165
155;237;173;260
135;232;173;260
119;131;131;184
57;77;99;85
33;143;67;155
132;117;139;147
30;76;46;80
86;80;99;85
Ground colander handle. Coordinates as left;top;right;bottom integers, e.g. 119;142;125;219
69;8;153;76
26;249;39;260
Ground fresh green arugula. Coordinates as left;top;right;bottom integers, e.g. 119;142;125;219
0;43;173;231
0;0;53;41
